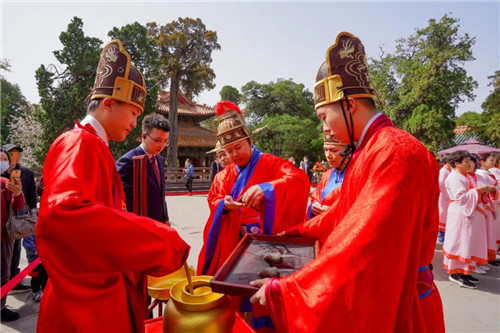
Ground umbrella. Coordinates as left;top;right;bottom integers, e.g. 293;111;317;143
437;139;500;156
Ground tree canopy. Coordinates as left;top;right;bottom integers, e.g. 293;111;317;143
252;113;322;162
241;79;316;126
481;71;500;146
35;17;102;163
1;75;30;147
219;85;242;105
369;14;477;153
238;78;322;161
148;17;220;167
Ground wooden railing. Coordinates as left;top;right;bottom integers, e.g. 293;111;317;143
33;167;213;185
165;167;211;183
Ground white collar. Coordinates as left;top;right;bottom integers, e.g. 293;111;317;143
78;115;109;146
357;112;383;148
476;169;491;175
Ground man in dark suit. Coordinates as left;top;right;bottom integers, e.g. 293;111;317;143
209;157;221;182
300;155;314;182
116;113;170;224
1;143;37;293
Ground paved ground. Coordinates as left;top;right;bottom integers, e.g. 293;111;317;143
1;194;499;332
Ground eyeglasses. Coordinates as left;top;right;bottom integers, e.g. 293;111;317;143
146;133;170;146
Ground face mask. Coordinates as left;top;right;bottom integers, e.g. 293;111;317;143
0;161;9;173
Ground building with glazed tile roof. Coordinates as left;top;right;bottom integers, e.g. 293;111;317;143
157;91;217;167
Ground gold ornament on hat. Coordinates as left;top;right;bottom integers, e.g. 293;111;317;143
314;32;380;109
323;133;345;148
89;40;147;111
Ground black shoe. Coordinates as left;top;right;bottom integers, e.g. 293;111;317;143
449;274;477;289
1;308;20;322
8;283;30;294
488;260;500;266
462;274;480;284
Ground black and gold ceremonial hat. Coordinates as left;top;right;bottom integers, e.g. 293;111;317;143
215;101;252;148
90;40;147;111
314;32;378;109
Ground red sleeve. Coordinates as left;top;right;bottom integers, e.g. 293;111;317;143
309;172;327;204
197;167;240;275
297;189;341;246
207;166;234;209
12;192;25;211
37;131;189;276
265;155;310;234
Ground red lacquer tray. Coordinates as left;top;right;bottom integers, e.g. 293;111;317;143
211;234;318;298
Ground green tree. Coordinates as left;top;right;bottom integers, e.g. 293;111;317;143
0;58;11;71
147;17;221;167
252;114;322;161
369;14;477;153
1;76;30;146
107;22;162;159
455;111;483;127
241;79;317;126
35;17;102;163
481;71;500;146
219;85;242;105
240;78;321;159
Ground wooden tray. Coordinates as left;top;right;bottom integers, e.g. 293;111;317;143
210;234;318;298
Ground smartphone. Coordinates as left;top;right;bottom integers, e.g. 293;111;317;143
9;169;21;183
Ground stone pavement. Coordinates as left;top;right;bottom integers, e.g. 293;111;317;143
1;194;499;332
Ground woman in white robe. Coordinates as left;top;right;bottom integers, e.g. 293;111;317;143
486;153;500;246
443;151;494;288
438;156;452;241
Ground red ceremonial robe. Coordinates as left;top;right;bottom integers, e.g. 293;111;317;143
197;147;309;276
36;123;190;333
266;114;444;332
306;168;344;220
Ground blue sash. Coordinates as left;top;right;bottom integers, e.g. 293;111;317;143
307;169;345;219
321;168;344;201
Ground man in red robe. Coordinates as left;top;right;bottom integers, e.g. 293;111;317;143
36;40;190;333
306;133;346;220
198;101;309;275
197;101;309;331
250;32;445;332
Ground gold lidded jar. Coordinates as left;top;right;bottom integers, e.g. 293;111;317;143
163;275;235;333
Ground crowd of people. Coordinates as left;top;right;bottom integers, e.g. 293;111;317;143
2;31;498;333
439;151;500;289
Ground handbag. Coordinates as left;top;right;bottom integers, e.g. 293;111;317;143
6;205;37;240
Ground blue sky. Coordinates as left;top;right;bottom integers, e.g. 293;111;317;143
1;1;498;116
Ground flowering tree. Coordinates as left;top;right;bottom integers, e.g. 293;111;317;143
7;104;43;168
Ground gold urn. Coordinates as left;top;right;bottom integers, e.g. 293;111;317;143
148;266;196;300
163;275;235;333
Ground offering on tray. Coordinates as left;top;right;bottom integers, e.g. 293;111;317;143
264;252;283;265
211;234;318;298
259;267;280;278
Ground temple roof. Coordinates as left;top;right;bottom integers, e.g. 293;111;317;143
157;91;215;117
178;126;217;148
